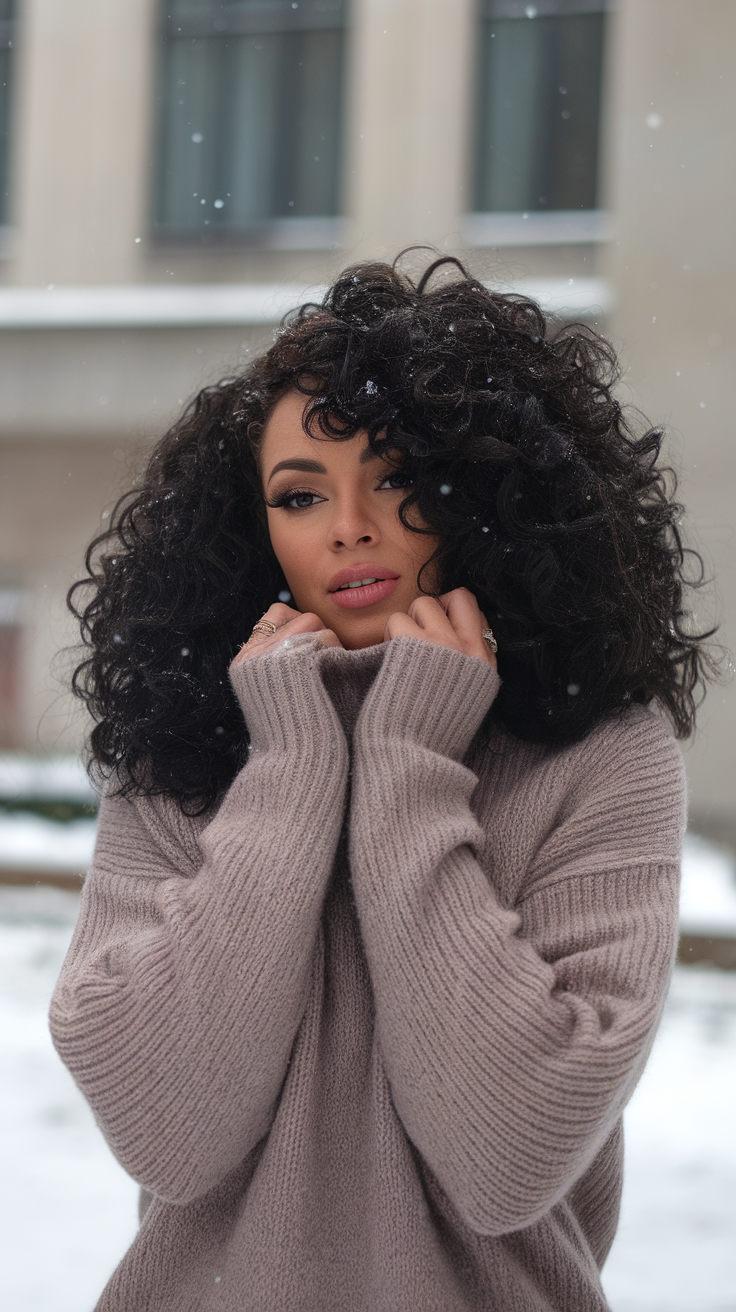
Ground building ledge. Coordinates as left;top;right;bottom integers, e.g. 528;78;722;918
0;282;327;328
0;277;613;330
151;216;346;252
504;275;614;318
464;209;613;247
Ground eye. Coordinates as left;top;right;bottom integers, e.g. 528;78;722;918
378;470;413;491
267;488;325;510
287;491;321;509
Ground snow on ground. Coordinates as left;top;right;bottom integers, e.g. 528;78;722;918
0;813;97;871
0;752;97;872
679;833;736;936
0;887;139;1312
0;754;96;804
601;967;736;1312
0;841;735;1310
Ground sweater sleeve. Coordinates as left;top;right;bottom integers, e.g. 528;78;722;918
349;635;685;1236
49;644;348;1204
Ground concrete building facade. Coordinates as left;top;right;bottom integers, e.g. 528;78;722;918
0;0;733;840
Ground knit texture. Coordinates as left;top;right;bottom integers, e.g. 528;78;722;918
50;636;686;1311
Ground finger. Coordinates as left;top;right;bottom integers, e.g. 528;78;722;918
248;625;343;658
231;611;324;667
384;611;423;642
290;611;329;633
438;587;497;668
257;601;302;628
385;604;462;652
441;588;485;643
438;587;481;620
250;610;321;643
315;629;343;650
406;594;452;631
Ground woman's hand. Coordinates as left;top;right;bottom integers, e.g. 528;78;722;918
383;587;497;670
230;601;343;669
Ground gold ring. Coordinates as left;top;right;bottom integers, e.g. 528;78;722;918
482;628;498;654
251;620;277;637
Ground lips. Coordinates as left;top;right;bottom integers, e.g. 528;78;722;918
328;564;400;610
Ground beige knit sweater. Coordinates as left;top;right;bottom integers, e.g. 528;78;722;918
50;636;685;1311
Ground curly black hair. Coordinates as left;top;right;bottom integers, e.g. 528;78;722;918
69;255;714;812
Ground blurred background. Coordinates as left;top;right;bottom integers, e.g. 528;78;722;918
0;3;734;1310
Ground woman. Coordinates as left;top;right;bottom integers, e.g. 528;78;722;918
51;258;710;1311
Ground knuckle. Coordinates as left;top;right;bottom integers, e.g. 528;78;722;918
294;613;323;633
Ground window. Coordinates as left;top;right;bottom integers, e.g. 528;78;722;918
473;0;607;216
154;0;346;241
0;0;14;228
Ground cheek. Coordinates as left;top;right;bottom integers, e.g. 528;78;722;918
266;514;316;598
401;522;441;578
267;515;295;570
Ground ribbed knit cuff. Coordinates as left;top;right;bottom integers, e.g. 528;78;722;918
354;636;501;762
229;642;346;760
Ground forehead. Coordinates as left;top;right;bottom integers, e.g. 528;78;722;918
261;390;378;480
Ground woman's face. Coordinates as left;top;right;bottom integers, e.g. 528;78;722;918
260;390;440;649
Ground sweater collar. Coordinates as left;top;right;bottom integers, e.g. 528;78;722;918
317;642;386;740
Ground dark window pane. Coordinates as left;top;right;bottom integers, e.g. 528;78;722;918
154;0;345;236
0;624;20;748
474;3;606;213
0;0;14;226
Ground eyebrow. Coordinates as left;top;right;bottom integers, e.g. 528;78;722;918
267;448;382;483
267;458;326;483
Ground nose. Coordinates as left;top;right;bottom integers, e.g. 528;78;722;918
328;493;379;552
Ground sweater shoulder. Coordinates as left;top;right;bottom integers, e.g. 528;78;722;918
94;781;212;881
472;705;686;896
478;702;684;794
537;707;686;879
486;702;685;801
581;700;683;762
561;703;686;802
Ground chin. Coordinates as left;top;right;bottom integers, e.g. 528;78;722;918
341;634;384;651
331;613;388;650
336;624;385;651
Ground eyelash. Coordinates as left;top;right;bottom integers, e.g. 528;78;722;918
266;470;413;511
